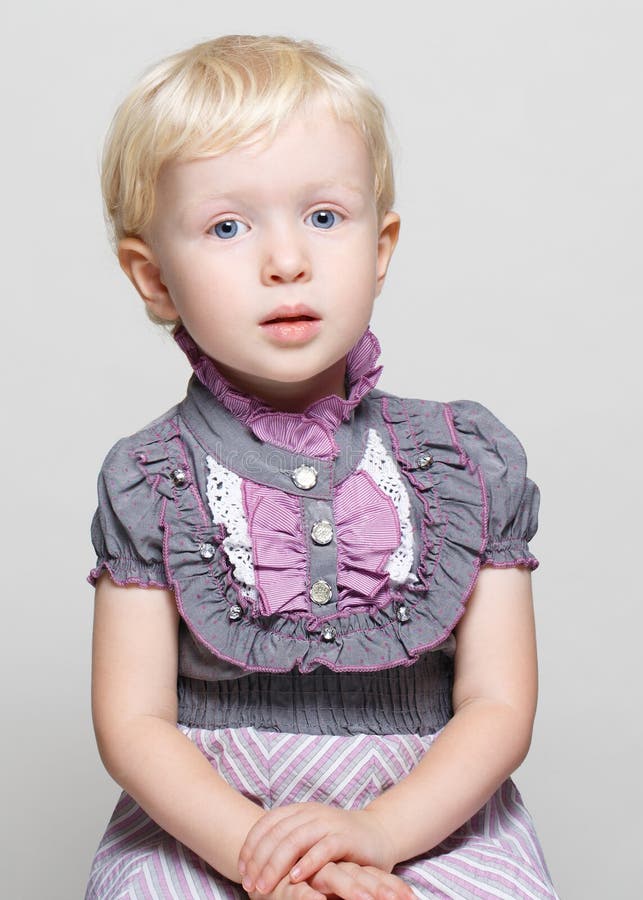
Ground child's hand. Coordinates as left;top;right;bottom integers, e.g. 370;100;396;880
248;871;325;900
239;803;396;895
249;861;414;900
310;861;415;900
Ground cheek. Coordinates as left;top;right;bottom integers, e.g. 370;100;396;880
162;250;224;304
333;240;378;295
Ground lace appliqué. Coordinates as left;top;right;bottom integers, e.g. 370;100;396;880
357;429;417;585
205;456;258;604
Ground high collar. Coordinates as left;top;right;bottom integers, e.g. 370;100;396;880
173;325;384;459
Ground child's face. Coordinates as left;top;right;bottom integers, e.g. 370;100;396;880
120;99;399;410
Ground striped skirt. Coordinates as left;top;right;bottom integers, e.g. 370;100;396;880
85;725;559;900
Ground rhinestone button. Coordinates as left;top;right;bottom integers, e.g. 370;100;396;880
170;467;188;487
397;604;410;623
310;520;333;546
291;465;318;490
416;453;434;470
199;543;215;561
310;579;332;605
228;604;243;621
321;624;337;643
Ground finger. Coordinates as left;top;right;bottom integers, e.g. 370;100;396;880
239;805;304;873
289;835;349;882
357;867;416;900
244;815;330;893
283;874;327;900
313;863;412;900
240;807;309;885
310;862;375;900
250;873;327;900
357;868;415;900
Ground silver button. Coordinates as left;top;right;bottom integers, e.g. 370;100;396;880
199;543;215;560
416;453;434;470
228;604;243;621
170;467;188;487
291;465;318;490
310;579;332;605
321;624;337;642
397;604;410;623
311;520;333;545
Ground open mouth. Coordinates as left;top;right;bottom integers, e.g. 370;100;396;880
261;304;320;326
260;312;322;343
264;315;318;324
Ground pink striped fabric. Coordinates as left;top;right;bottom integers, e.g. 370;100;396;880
241;470;401;616
334;469;400;607
242;481;308;615
173;326;384;459
85;726;559;899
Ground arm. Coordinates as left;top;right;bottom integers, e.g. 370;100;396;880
364;564;538;862
92;575;411;900
91;573;265;883
239;566;538;890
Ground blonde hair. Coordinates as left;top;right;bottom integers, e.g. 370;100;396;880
101;34;395;253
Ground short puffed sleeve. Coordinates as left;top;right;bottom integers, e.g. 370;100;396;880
448;400;541;569
87;436;169;588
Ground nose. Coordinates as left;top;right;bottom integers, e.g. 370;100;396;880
260;224;311;286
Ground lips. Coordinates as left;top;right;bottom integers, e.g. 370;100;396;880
259;303;323;346
260;304;320;325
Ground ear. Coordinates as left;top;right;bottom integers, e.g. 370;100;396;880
375;211;401;297
117;237;179;321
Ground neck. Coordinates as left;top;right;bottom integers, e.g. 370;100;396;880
212;356;348;413
173;324;384;460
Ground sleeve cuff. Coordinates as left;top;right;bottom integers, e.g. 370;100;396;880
481;538;540;570
87;557;169;588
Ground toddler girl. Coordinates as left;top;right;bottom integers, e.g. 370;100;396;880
85;34;559;900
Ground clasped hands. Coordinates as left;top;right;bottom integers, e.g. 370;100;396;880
238;803;415;900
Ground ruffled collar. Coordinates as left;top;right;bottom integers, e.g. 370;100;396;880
173;325;384;459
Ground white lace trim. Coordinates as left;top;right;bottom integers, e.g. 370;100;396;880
205;433;416;600
205;456;258;604
357;429;417;585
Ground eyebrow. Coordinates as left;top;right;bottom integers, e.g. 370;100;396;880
184;181;367;215
298;180;367;197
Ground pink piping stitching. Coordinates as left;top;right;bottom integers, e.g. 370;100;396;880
444;403;489;552
154;397;504;673
86;560;168;590
482;558;539;570
381;396;487;637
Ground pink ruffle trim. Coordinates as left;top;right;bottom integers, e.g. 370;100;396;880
241;468;401;616
174;326;384;458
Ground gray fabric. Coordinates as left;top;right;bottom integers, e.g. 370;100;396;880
182;377;374;493
88;376;540;733
177;650;454;736
303;497;340;612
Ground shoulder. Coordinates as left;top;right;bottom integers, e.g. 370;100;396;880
97;402;182;478
88;403;182;589
369;390;540;567
445;399;540;567
369;390;529;472
445;399;529;472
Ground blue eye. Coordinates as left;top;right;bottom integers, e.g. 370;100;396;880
307;209;342;229
210;219;249;239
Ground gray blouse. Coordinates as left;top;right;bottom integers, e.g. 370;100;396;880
88;328;540;736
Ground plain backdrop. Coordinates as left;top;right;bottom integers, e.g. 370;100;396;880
2;1;642;897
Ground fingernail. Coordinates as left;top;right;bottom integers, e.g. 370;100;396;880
256;881;266;893
242;879;253;891
238;861;246;875
291;866;301;879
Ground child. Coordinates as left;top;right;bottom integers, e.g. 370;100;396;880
86;34;559;900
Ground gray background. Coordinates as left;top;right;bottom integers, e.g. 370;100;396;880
3;1;641;897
